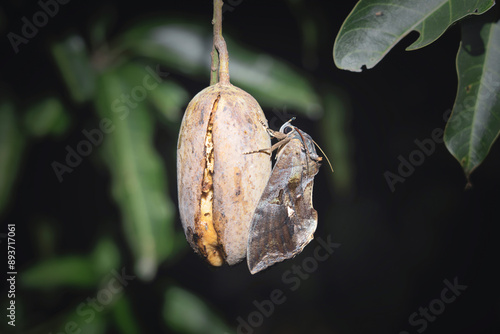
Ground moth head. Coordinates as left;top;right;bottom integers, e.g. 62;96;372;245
277;119;334;172
279;117;297;135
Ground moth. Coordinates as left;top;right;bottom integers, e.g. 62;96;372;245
246;119;330;274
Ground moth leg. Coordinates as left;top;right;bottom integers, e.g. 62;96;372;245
256;119;288;141
267;129;287;141
271;137;291;151
244;132;292;156
243;119;274;155
257;118;268;129
244;148;272;156
244;120;292;156
257;119;277;138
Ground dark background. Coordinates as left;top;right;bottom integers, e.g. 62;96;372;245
1;0;499;333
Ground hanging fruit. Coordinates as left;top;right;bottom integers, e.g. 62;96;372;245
177;0;271;267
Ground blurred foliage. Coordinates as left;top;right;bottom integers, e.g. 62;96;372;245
23;96;69;138
94;64;177;280
117;19;324;117
0;99;26;216
21;237;120;289
51;35;96;103
319;85;354;197
111;296;141;334
163;286;233;334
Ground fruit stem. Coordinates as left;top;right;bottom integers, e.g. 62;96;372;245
211;0;230;85
210;45;219;85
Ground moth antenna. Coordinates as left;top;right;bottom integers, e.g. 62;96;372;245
278;117;297;132
311;139;334;173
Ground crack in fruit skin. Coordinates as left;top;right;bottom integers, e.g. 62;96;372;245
197;94;224;266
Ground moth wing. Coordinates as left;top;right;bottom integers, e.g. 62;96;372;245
247;138;319;274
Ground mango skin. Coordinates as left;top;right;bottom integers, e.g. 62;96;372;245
177;83;271;266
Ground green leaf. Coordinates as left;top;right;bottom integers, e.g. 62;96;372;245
49;307;107;334
89;8;116;49
163;286;232;334
149;80;189;124
20;237;120;289
117;20;322;117
0;100;26;216
23;96;70;137
20;256;97;289
334;0;495;72
75;318;107;334
91;237;121;277
52;34;96;103
227;42;322;117
117;21;207;76
111;295;141;334
95;64;175;280
319;86;355;196
32;218;57;258
444;13;500;178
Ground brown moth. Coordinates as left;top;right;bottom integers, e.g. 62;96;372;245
246;119;324;274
